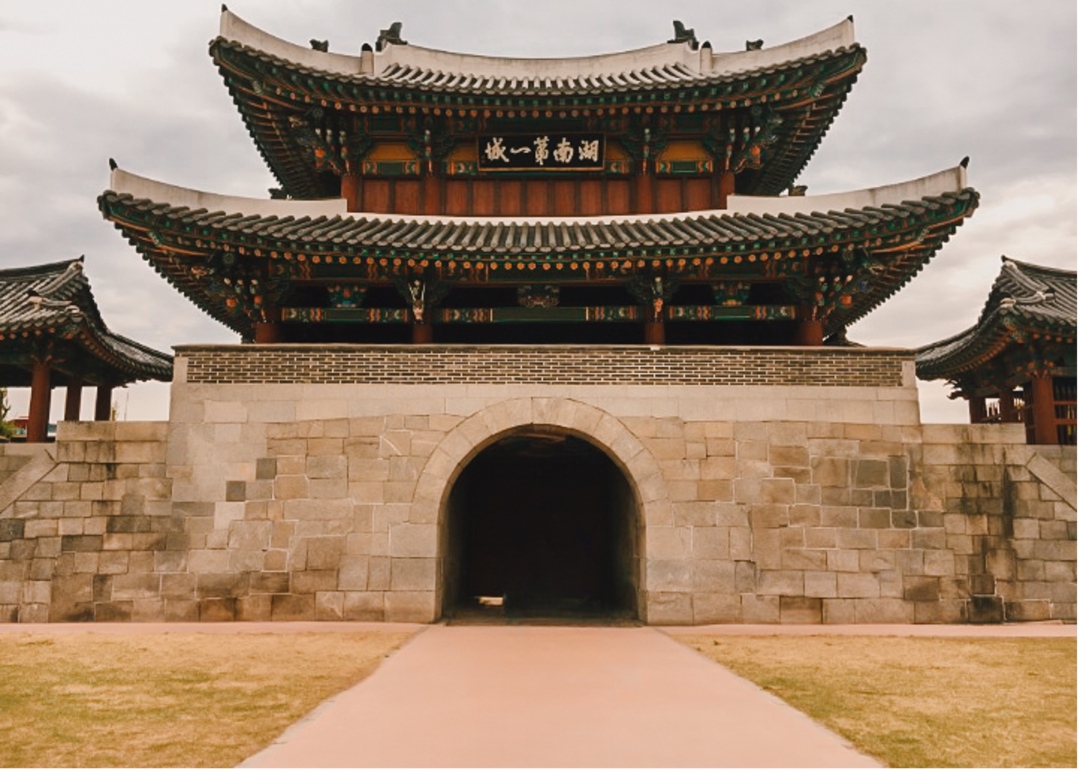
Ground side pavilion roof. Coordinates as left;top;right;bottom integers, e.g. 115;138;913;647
99;165;978;340
0;259;173;386
916;258;1077;384
212;10;866;199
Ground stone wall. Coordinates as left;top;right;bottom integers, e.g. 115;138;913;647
0;345;1074;624
0;424;172;622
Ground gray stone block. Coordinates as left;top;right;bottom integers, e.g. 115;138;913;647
692;592;741;624
757;570;803;596
780;596;822;624
740;594;780;623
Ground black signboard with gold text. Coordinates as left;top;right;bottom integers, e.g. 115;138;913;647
478;133;604;171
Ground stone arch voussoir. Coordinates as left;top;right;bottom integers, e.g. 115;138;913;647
413;397;666;524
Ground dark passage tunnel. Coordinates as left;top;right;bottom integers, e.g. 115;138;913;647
444;430;639;620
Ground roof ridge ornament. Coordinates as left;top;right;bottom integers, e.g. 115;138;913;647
1001;259;1055;305
376;22;406;52
669;21;698;50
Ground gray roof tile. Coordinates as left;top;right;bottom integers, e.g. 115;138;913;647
0;259;172;383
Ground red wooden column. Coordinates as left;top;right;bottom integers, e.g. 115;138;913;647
95;385;113;421
968;395;987;424
64;377;83;422
254;306;282;344
27;359;52;443
341;174;361;213
644;318;665;345
794;308;823;346
998;387;1017;422
718;170;736;210
412;319;433;344
634;173;654;214
1029;373;1058;444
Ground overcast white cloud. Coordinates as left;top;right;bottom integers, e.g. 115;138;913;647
0;1;1074;422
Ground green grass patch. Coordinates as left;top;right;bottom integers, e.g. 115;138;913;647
0;630;413;767
680;635;1076;768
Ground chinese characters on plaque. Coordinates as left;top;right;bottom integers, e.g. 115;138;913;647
478;133;604;171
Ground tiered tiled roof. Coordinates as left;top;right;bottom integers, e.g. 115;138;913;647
0;259;172;386
916;258;1076;388
99;165;978;340
211;10;865;199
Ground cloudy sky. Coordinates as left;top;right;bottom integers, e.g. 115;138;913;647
0;1;1075;422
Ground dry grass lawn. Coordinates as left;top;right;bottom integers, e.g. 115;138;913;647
0;630;413;768
680;635;1076;768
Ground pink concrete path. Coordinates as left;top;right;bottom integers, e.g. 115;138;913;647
240;624;880;768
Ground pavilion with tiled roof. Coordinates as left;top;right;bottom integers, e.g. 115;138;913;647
94;5;979;350
917;258;1076;445
0;259;172;442
211;9;865;203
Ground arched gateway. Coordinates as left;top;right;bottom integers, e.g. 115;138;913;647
410;398;668;621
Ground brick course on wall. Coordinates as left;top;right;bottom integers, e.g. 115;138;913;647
0;346;1073;625
179;344;909;387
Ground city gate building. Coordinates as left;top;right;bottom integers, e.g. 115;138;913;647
0;9;1073;625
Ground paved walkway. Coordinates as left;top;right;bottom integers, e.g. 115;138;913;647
241;624;881;768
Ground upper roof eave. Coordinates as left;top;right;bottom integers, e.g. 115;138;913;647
109;168;347;219
107;164;969;227
728;166;969;217
218;7;859;89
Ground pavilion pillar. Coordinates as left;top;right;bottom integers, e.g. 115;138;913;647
634;173;653;214
64;378;84;422
1030;373;1058;444
254;305;283;344
411;319;433;344
27;359;51;443
794;308;823;346
998;387;1017;423
967;395;987;424
341;173;361;213
95;385;113;422
254;323;282;343
644;319;665;346
718;170;736;210
423;176;442;215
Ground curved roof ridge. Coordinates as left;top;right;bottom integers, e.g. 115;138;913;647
109;167;348;218
979;256;1077;325
34;259;86;300
726;165;969;217
219;8;364;76
219;7;855;81
0;257;84;281
707;18;855;75
109;165;971;228
1000;255;1078;278
999;259;1053;300
375;38;701;80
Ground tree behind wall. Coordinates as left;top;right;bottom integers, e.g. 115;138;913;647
0;389;16;440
